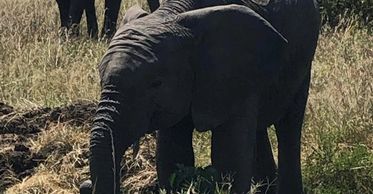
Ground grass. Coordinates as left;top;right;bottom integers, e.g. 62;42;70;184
0;0;372;193
302;25;373;194
7;124;90;194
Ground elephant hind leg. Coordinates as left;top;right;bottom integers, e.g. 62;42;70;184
211;117;256;193
156;114;195;190
275;73;310;194
254;129;277;194
275;116;303;194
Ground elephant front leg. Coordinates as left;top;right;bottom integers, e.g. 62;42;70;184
254;129;277;194
156;114;195;190
211;117;256;193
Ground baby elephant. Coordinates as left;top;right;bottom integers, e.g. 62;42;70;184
80;0;320;193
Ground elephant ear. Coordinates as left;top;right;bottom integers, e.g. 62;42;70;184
120;5;149;26
176;5;288;131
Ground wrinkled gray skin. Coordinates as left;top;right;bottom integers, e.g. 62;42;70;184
80;0;320;193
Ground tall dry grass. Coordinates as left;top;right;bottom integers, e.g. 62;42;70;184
302;25;373;194
0;0;372;193
0;0;148;108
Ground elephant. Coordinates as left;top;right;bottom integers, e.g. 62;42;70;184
80;0;320;193
55;0;98;38
55;0;160;39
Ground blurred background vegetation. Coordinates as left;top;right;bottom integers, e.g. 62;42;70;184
319;0;372;28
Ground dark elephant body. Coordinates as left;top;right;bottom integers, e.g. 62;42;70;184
255;0;320;128
82;0;320;193
187;0;320;131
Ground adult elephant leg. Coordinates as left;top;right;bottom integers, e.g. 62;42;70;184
68;0;85;37
156;114;195;190
101;0;122;39
212;117;256;193
147;0;160;12
55;0;70;28
84;0;98;39
254;129;277;194
274;73;310;194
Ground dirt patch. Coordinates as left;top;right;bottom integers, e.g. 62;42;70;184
0;101;96;135
0;143;44;189
0;101;97;191
0;101;159;192
0;102;14;116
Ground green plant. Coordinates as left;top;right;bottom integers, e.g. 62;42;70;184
169;165;221;193
304;136;373;194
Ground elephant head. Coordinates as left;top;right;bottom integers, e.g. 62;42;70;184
82;4;287;194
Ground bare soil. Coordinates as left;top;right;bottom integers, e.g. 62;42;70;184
0;101;96;191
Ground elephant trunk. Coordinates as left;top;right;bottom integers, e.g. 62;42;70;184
89;86;127;194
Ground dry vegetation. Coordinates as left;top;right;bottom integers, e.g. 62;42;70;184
0;0;372;193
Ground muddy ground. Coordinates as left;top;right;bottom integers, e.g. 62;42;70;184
0;101;96;191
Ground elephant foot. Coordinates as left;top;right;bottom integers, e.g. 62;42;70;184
80;180;92;194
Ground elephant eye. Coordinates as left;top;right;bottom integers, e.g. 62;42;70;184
150;80;162;88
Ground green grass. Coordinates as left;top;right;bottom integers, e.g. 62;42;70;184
0;0;372;193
